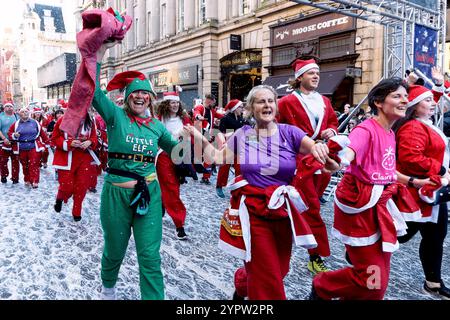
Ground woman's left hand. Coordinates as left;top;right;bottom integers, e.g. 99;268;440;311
80;140;92;150
311;142;329;164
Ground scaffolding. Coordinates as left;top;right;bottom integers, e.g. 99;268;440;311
290;0;447;79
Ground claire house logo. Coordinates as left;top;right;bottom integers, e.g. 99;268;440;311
276;30;290;40
381;146;396;171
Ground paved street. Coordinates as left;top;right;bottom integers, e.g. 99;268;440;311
0;167;449;300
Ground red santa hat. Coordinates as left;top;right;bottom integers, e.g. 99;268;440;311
292;58;320;79
224;99;243;113
3;100;14;108
418;175;449;204
163;91;180;101
33;107;43;114
407;84;433;108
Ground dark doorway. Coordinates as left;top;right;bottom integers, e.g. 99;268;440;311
229;73;262;101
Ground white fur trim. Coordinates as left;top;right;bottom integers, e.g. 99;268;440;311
293;235;317;249
163;95;180;101
52;150;73;171
227;177;249;191
218;240;246;260
295;63;320;79
229;101;243;113
63;140;68;152
407;91;433;107
382;241;399;253
330;135;351;149
239;195;252;262
332;227;381;247
334;184;384;214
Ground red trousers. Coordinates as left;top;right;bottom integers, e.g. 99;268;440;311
294;173;331;257
156;152;186;228
216;163;241;188
19;149;41;184
57;151;95;217
0;149;19;181
41;148;49;166
313;241;391;300
234;214;293;300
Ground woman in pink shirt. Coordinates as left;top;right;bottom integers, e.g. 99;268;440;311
310;78;426;300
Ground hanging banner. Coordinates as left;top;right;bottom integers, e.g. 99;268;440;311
413;24;438;88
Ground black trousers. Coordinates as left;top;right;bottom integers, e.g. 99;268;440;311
398;203;448;283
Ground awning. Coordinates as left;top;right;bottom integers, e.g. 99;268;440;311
262;75;293;97
317;69;347;95
262;69;347;97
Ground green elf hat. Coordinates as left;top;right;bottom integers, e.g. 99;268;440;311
106;71;156;102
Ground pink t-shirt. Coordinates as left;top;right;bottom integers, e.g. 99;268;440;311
346;118;397;185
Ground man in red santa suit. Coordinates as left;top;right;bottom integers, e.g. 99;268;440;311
52;114;100;221
277;57;338;273
193;94;223;185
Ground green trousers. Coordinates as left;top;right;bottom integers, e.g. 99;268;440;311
100;181;164;300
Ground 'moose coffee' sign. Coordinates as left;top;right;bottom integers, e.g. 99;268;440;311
271;13;355;46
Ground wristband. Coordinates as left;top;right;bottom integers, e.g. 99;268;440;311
408;177;415;187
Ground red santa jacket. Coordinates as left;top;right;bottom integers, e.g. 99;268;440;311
193;104;223;132
277;92;338;140
52;117;100;170
396;119;448;221
218;176;317;261
8;118;49;154
333;174;421;252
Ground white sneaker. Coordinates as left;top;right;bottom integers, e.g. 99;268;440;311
101;286;117;300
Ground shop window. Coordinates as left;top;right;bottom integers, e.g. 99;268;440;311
178;0;185;32
320;35;354;59
272;47;296;66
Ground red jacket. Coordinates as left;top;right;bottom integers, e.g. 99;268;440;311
193;104;223;132
52;117;100;170
277;92;338;140
396;119;447;220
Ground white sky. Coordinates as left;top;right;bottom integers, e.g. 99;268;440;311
0;1;77;35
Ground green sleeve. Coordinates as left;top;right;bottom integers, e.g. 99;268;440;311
92;63;118;125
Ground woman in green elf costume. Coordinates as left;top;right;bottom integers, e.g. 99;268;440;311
93;41;185;300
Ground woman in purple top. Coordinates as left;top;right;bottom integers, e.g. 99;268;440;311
185;85;337;300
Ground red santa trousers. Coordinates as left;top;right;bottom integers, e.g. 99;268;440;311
56;150;95;218
313;241;391;300
0;149;19;181
293;172;331;257
234;213;293;300
216;162;241;188
156;151;187;228
41;148;49;166
19;149;41;184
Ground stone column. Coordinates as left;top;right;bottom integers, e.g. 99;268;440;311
151;0;161;42
184;0;195;29
205;0;218;22
166;0;176;36
136;0;146;47
126;0;135;49
232;0;239;18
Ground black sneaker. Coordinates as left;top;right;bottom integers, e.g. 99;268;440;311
73;216;82;222
54;199;63;213
1;177;6;184
176;227;188;240
12;179;19;184
423;281;450;300
89;188;97;193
